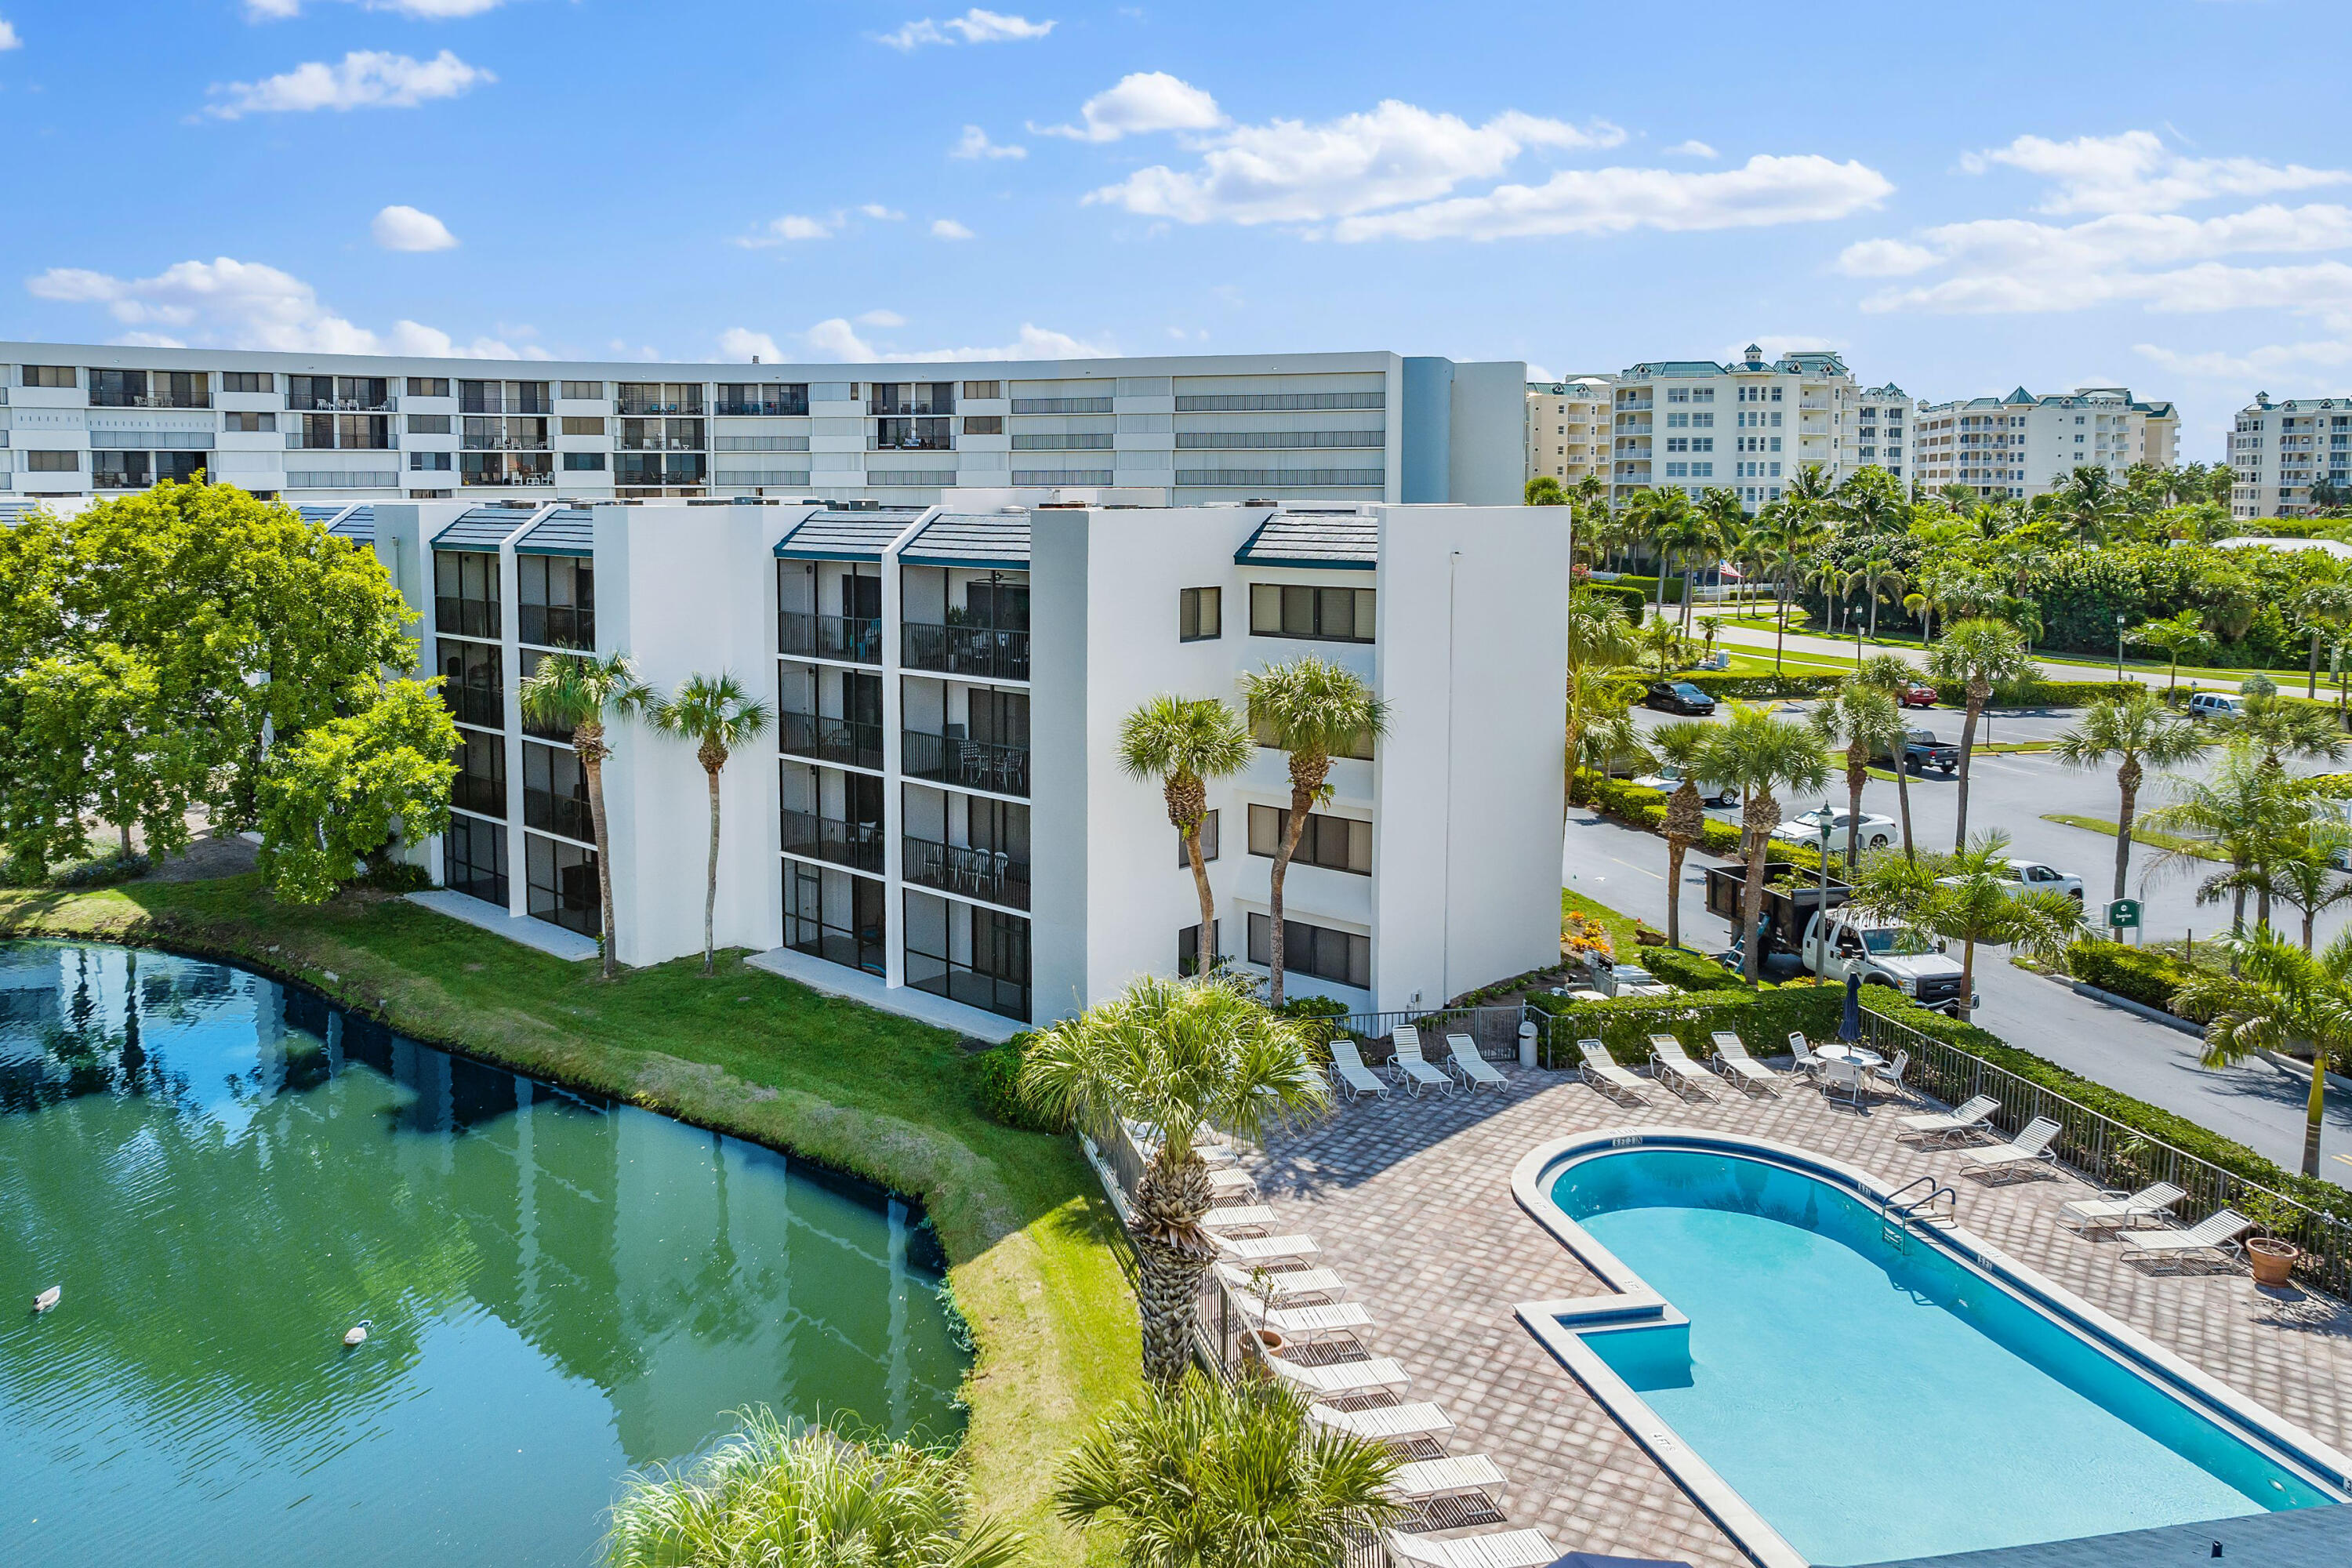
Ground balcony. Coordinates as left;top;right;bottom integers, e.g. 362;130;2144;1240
435;597;499;640
867;394;954;416
524;785;594;843
466;472;557;488
289;395;394;413
903;622;1029;682
617;392;705;416
903;834;1029;910
779;710;884;771
868;434;955;452
716;394;810;417
90;390;211;410
902;730;1029;797
452;770;504;817
518;604;593;650
779;610;883;665
444;682;503;729
779;809;884;874
618;434;706;451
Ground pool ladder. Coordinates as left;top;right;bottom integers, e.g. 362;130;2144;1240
1876;1176;1958;1249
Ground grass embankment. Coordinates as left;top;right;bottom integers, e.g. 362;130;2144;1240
0;873;1138;1562
2042;812;2230;863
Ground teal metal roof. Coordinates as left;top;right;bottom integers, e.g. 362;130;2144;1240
432;506;542;553
514;506;592;557
328;505;375;543
1234;511;1377;570
898;512;1030;569
773;508;923;562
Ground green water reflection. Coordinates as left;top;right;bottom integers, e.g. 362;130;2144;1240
0;942;967;1567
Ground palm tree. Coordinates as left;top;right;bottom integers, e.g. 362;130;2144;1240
2129;611;2214;691
2052;687;2211;907
1055;1374;1401;1568
1700;702;1831;983
1809;682;1905;876
1636;615;1686;676
1849;550;1907;648
1525;475;1566;506
650;672;771;976
1120;695;1254;972
1690;488;1745;630
2174;927;2352;1178
1240;657;1391;1007
1855;652;1923;862
518;650;653;979
1851;829;2088;1023
2139;742;2310;939
2216;691;2348;775
2054;465;2125;544
1925;617;2036;852
1020;977;1330;1388
2267;822;2352;955
1651;492;1723;633
604;1406;1021;1568
1563;593;1644;820
1646;721;1722;949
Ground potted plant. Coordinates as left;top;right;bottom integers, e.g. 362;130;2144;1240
1234;1263;1290;1377
2238;1191;2302;1287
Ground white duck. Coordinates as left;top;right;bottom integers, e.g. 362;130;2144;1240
32;1286;61;1314
343;1319;373;1348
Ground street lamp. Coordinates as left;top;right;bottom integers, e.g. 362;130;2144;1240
1816;799;1838;981
2115;612;2128;681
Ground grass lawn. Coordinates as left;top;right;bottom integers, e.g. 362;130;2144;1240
2041;812;2229;862
0;873;1139;1563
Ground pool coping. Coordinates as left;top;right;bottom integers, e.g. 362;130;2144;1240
1507;1127;2352;1568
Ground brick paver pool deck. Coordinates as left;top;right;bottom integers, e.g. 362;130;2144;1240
1242;1066;2352;1566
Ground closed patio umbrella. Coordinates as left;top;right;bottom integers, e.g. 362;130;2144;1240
1840;969;1863;1043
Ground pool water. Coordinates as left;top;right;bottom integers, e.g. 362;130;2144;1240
1552;1149;2329;1566
0;942;969;1567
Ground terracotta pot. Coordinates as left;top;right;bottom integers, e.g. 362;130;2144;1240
1237;1327;1286;1378
2248;1237;2297;1288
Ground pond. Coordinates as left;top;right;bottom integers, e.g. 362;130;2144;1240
0;942;970;1567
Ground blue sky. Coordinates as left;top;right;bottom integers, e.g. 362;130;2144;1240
2;0;2347;457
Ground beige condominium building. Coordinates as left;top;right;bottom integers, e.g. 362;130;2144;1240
1524;376;1616;492
1608;345;1906;512
2228;393;2352;520
1912;385;2179;503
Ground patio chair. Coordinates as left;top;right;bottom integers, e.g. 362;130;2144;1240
1383;1527;1557;1568
1214;1261;1347;1305
1265;1353;1410;1401
1389;1026;1456;1097
2060;1181;2187;1236
1788;1031;1823;1078
1816;1056;1867;1109
1214;1232;1319;1265
1577;1039;1651;1105
1900;1093;2000;1145
1229;1291;1374;1344
1327;1038;1390;1102
1958;1116;2063;1182
1867;1049;1916;1103
1385;1453;1506;1503
1308;1400;1454;1450
2120;1209;2254;1272
1205;1167;1259;1203
1200;1204;1277;1235
1443;1033;1508;1094
1649;1035;1719;1102
1708;1031;1782;1096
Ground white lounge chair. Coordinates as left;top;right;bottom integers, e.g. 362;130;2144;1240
1389;1026;1456;1097
2062;1181;2187;1235
1308;1400;1455;1450
1265;1353;1410;1400
1215;1261;1347;1305
1708;1031;1782;1096
1649;1035;1718;1102
1577;1039;1650;1105
2121;1209;2254;1272
1386;1453;1505;1502
1205;1166;1258;1203
1900;1093;1999;1145
1328;1038;1391;1102
1959;1116;2063;1182
1384;1527;1557;1568
1230;1291;1374;1343
1200;1204;1277;1235
1788;1031;1822;1078
1443;1033;1508;1094
1215;1232;1319;1265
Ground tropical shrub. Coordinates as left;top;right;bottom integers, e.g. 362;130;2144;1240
2064;939;2190;1013
1682;673;1846;701
969;1032;1069;1134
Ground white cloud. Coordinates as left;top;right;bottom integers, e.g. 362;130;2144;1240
1836;238;1940;277
797;318;1111;362
244;0;512;17
2134;336;2352;381
0;18;21;50
371;204;458;252
1664;140;1716;159
205;50;493;118
718;327;784;361
859;203;905;221
738;206;907;246
26;256;535;357
1328;154;1892;242
878;9;1054;49
931;218;975;240
856;310;908;327
1088;99;1635;228
1037;71;1226;143
1962;130;2348;215
953;124;1025;160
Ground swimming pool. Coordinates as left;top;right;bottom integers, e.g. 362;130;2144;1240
1511;1133;2349;1568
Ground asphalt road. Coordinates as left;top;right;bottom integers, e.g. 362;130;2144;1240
1573;703;2352;1187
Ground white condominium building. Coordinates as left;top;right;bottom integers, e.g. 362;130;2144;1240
2227;393;2352;520
1525;376;1616;492
1608;345;1906;511
1911;386;2179;503
0;344;1529;510
337;493;1566;1038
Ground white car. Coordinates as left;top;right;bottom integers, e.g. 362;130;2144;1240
1631;763;1737;809
1769;808;1900;855
1939;858;2085;902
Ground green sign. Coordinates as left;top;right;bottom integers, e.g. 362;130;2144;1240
2105;898;2142;930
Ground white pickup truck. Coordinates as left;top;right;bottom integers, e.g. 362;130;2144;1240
1799;909;1973;1013
1939;859;2085;902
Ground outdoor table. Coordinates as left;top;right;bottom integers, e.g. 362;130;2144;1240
1813;1043;1885;1070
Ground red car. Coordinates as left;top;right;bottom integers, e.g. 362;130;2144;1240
1899;682;1937;709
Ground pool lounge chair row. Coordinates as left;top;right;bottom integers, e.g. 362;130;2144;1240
1330;1027;1509;1102
1577;1032;1911;1108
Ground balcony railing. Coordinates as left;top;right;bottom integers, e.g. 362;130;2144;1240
779;610;882;665
902;834;1029;910
868;434;954;451
518;604;593;650
902;729;1029;797
716;397;809;416
289;395;394;413
903;622;1029;682
90;391;212;410
618;394;705;416
618;436;706;451
435;597;499;639
779;809;884;874
868;397;953;416
524;786;594;843
466;472;557;488
463;436;552;452
906;942;1028;1022
779;710;884;771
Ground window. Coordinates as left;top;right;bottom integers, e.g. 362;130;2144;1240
22;365;74;388
1666;412;1690;429
1667;388;1689;404
438;637;503;728
526;833;599;936
1666;437;1690;453
223;411;276;433
1770;387;1783;403
1693;388;1715;403
1254;717;1374;761
220;371;270;394
563;451;607;470
523;742;593;841
561;381;603;401
27;450;78;471
962;415;1004;435
405;414;451;436
1178;920;1220;977
452;729;506;817
1249;583;1374;642
442;816;508;907
434;549;501;639
1247;913;1370;989
519;554;594;649
1181;586;1221;641
411;451;453;471
1692;413;1714;428
1692;437;1714;453
1178;810;1221;866
1247;804;1370;874
408;377;451;398
963;380;1002;400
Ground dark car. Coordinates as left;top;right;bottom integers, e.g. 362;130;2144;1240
1899;729;1960;775
1643;681;1717;716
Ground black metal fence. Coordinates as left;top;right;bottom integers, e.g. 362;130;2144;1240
1327;1004;1540;1064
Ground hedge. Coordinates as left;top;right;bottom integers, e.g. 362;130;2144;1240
2064;939;2190;1013
1588;583;1647;624
1598;573;1686;605
969;1030;1071;1134
1578;773;1745;857
1931;677;2141;710
1683;673;1846;701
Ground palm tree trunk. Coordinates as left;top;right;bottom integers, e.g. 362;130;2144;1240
2304;909;2317;956
1183;826;1217;971
2310;630;2321;699
1958;936;1977;1023
1267;770;1323;1007
2112;760;2140;907
1775;562;1789;673
1846;750;1867;878
579;726;618;980
1892;748;1915;865
2303;1055;2327;1178
1737;789;1778;985
701;762;722;975
1954;693;1985;853
1131;1155;1216;1389
1665;838;1686;949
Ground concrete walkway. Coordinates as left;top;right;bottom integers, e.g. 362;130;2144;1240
741;946;1020;1042
406;889;601;961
